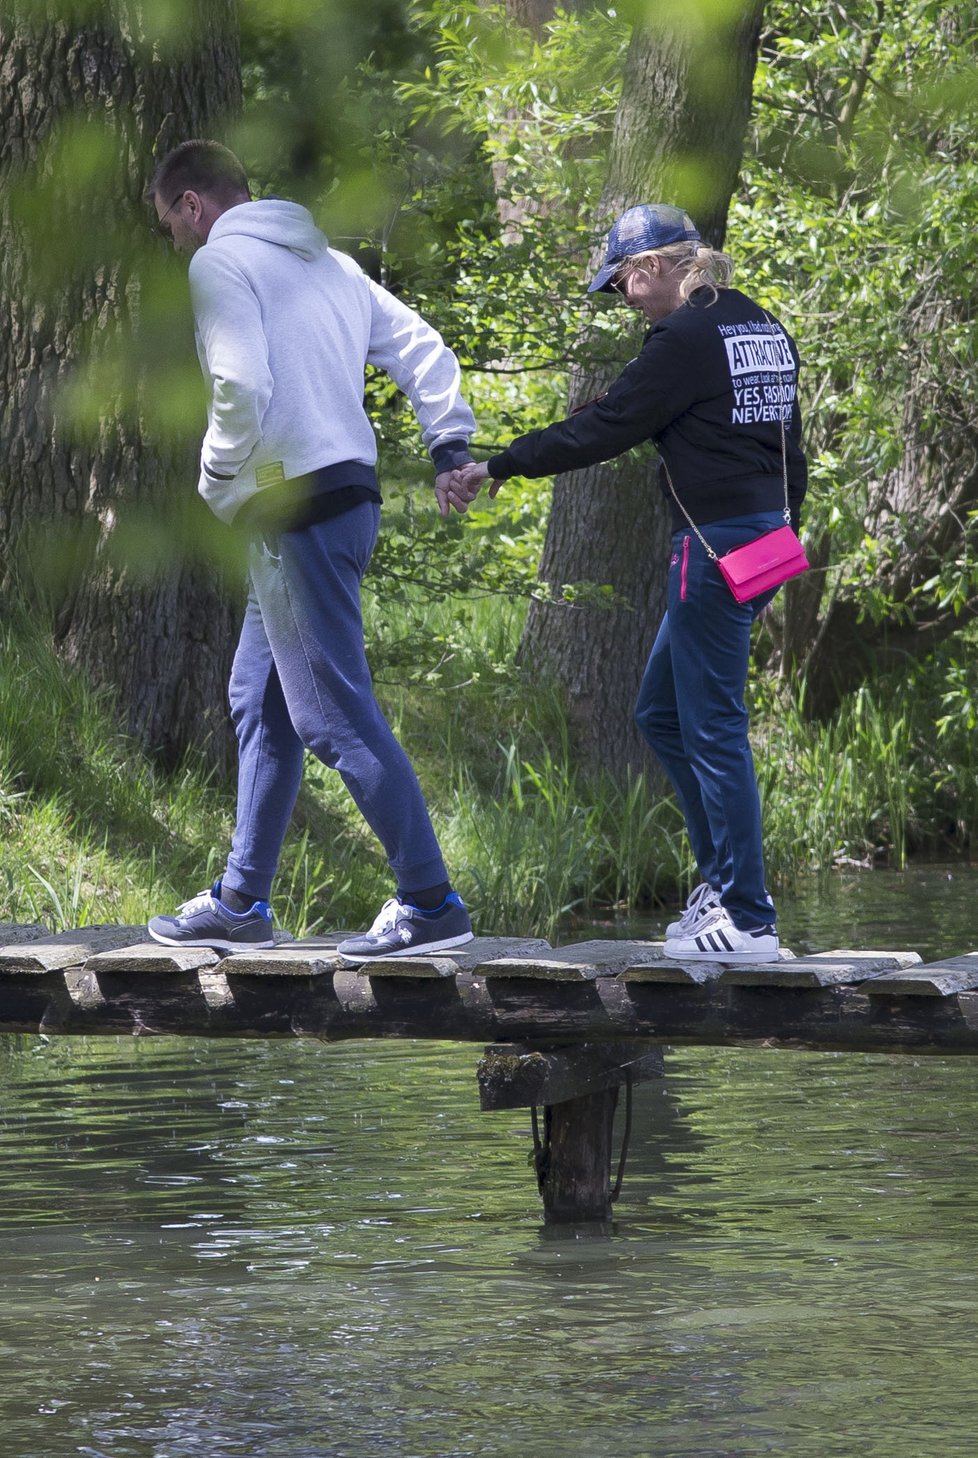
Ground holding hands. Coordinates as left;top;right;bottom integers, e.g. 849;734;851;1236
433;460;504;518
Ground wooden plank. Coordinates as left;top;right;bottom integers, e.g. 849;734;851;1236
811;949;922;967
85;943;220;974
358;956;459;980
3;918;978;1053
219;948;340;977
3;948;978;1050
0;926;147;975
477;957;603;983
0;923;50;946
623;949;797;986
867;953;978;998
414;936;553;968
720;950;922;989
198;968;235;1011
353;937;554;979
332;935;550;970
478;1040;664;1111
282;935;349;949
621;960;728;986
540;940;665;975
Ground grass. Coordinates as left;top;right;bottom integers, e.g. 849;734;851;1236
752;654;978;880
2;591;978;940
445;746;690;937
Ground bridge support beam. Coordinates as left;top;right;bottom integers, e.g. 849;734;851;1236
535;1089;620;1224
478;1041;664;1223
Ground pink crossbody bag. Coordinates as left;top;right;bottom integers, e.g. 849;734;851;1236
661;315;809;604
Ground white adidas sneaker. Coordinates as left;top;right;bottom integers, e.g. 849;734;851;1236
666;882;721;938
663;907;779;962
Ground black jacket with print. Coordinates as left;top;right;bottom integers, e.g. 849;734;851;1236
487;288;807;532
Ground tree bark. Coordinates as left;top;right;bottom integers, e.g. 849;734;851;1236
519;2;766;780
0;0;242;771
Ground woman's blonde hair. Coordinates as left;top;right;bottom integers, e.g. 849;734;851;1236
623;241;734;304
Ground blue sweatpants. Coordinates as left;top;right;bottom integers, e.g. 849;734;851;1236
222;503;449;902
634;511;783;931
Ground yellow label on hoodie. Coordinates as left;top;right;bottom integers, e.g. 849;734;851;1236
256;462;286;488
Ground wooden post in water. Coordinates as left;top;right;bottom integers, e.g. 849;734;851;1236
536;1087;621;1224
478;1040;663;1223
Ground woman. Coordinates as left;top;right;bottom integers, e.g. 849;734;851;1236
458;203;806;962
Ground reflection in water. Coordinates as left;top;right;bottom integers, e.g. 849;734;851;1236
2;869;978;1456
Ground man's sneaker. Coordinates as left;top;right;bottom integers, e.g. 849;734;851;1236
337;893;473;963
663;907;779;962
147;881;275;952
666;882;721;938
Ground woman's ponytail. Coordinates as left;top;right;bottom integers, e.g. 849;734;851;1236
625;241;734;304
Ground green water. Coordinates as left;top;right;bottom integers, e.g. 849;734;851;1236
3;868;978;1457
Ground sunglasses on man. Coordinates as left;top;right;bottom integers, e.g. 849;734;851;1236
153;191;184;239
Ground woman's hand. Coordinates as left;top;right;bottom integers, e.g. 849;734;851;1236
434;461;505;516
457;460;504;500
434;470;478;517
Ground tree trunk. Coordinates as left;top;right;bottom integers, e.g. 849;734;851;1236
519;2;766;780
0;0;242;771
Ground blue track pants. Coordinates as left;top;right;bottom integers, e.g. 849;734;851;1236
222;503;448;902
635;512;783;930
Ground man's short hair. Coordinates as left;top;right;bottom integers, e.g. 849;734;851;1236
147;140;250;205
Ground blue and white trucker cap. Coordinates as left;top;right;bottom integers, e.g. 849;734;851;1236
588;204;701;294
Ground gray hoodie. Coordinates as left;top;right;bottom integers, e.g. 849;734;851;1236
188;199;475;523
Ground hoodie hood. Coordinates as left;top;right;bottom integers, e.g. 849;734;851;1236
207;199;328;261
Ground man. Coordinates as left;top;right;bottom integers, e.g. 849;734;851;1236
146;139;477;961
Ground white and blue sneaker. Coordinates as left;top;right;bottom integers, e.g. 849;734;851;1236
663;907;779;962
666;882;721;938
147;881;275;952
338;893;473;963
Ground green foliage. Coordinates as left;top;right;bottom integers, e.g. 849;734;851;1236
0;592;687;939
367;0;978;658
732;0;978;628
238;0;449;233
384;1;631;374
339;0;978;657
9;0;978;939
401;1;626;203
14;0;978;641
448;749;689;938
751;637;978;877
0;605;386;934
6;586;978;942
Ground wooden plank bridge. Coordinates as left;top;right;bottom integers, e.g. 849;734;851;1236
3;920;978;1223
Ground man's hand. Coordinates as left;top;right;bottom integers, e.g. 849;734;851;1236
457;460;504;500
434;468;482;517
